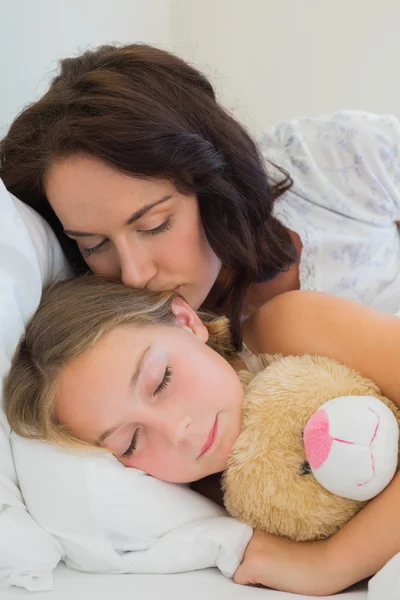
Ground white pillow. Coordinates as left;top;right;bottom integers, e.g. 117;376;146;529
12;438;251;577
0;179;64;591
3;180;252;585
11;194;71;285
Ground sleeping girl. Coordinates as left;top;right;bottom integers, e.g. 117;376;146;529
5;276;400;595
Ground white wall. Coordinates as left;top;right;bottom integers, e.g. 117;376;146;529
0;0;172;135
171;0;400;135
2;0;400;139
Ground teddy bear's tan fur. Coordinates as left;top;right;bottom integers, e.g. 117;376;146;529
222;354;400;541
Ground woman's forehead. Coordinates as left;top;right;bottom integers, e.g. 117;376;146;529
46;155;175;199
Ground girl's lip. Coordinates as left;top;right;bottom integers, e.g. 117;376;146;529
198;416;218;458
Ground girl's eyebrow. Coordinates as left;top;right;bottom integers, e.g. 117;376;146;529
97;345;151;444
130;345;151;390
64;195;173;238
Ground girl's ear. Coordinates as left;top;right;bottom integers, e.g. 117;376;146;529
171;297;209;343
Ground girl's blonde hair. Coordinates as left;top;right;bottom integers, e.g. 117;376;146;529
4;276;234;450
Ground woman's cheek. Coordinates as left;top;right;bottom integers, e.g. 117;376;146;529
86;247;121;279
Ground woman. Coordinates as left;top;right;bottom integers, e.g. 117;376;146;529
5;276;400;596
1;43;400;593
1;44;400;349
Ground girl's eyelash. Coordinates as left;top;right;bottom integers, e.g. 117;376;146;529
154;365;172;396
81;239;108;257
121;366;172;458
122;429;140;458
141;218;172;237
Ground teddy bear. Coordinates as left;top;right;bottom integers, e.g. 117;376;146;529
222;354;400;541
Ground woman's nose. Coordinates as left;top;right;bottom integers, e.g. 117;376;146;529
121;263;154;289
119;242;157;289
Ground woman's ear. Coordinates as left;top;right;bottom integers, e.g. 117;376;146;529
171;297;209;343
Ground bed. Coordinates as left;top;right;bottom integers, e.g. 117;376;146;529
3;564;368;599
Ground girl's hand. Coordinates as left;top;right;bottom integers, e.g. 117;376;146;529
234;530;337;597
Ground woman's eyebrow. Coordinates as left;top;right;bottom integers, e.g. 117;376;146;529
64;195;172;237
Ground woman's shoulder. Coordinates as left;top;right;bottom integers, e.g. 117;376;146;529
242;289;400;405
241;290;371;357
242;287;399;359
242;290;321;354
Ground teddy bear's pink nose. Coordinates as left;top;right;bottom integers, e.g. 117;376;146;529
303;409;333;469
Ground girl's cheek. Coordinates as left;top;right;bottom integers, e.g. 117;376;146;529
134;440;177;481
123;436;156;473
120;444;148;470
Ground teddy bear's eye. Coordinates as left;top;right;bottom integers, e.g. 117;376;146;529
300;461;311;476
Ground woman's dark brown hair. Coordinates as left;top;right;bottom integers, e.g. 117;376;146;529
0;43;295;348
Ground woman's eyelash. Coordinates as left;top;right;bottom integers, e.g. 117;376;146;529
122;429;140;458
81;239;108;257
154;365;172;396
81;218;171;257
141;218;172;237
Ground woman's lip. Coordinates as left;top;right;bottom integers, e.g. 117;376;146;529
198;416;218;458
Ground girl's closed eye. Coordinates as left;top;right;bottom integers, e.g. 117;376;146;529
122;366;172;458
122;428;140;458
154;365;172;396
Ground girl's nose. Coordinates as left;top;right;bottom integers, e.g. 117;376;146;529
158;414;191;446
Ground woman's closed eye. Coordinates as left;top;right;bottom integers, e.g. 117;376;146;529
139;217;172;237
81;218;172;257
82;238;109;257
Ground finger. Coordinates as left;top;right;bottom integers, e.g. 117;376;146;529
233;565;249;586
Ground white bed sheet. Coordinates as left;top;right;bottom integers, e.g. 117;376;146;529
2;564;367;599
